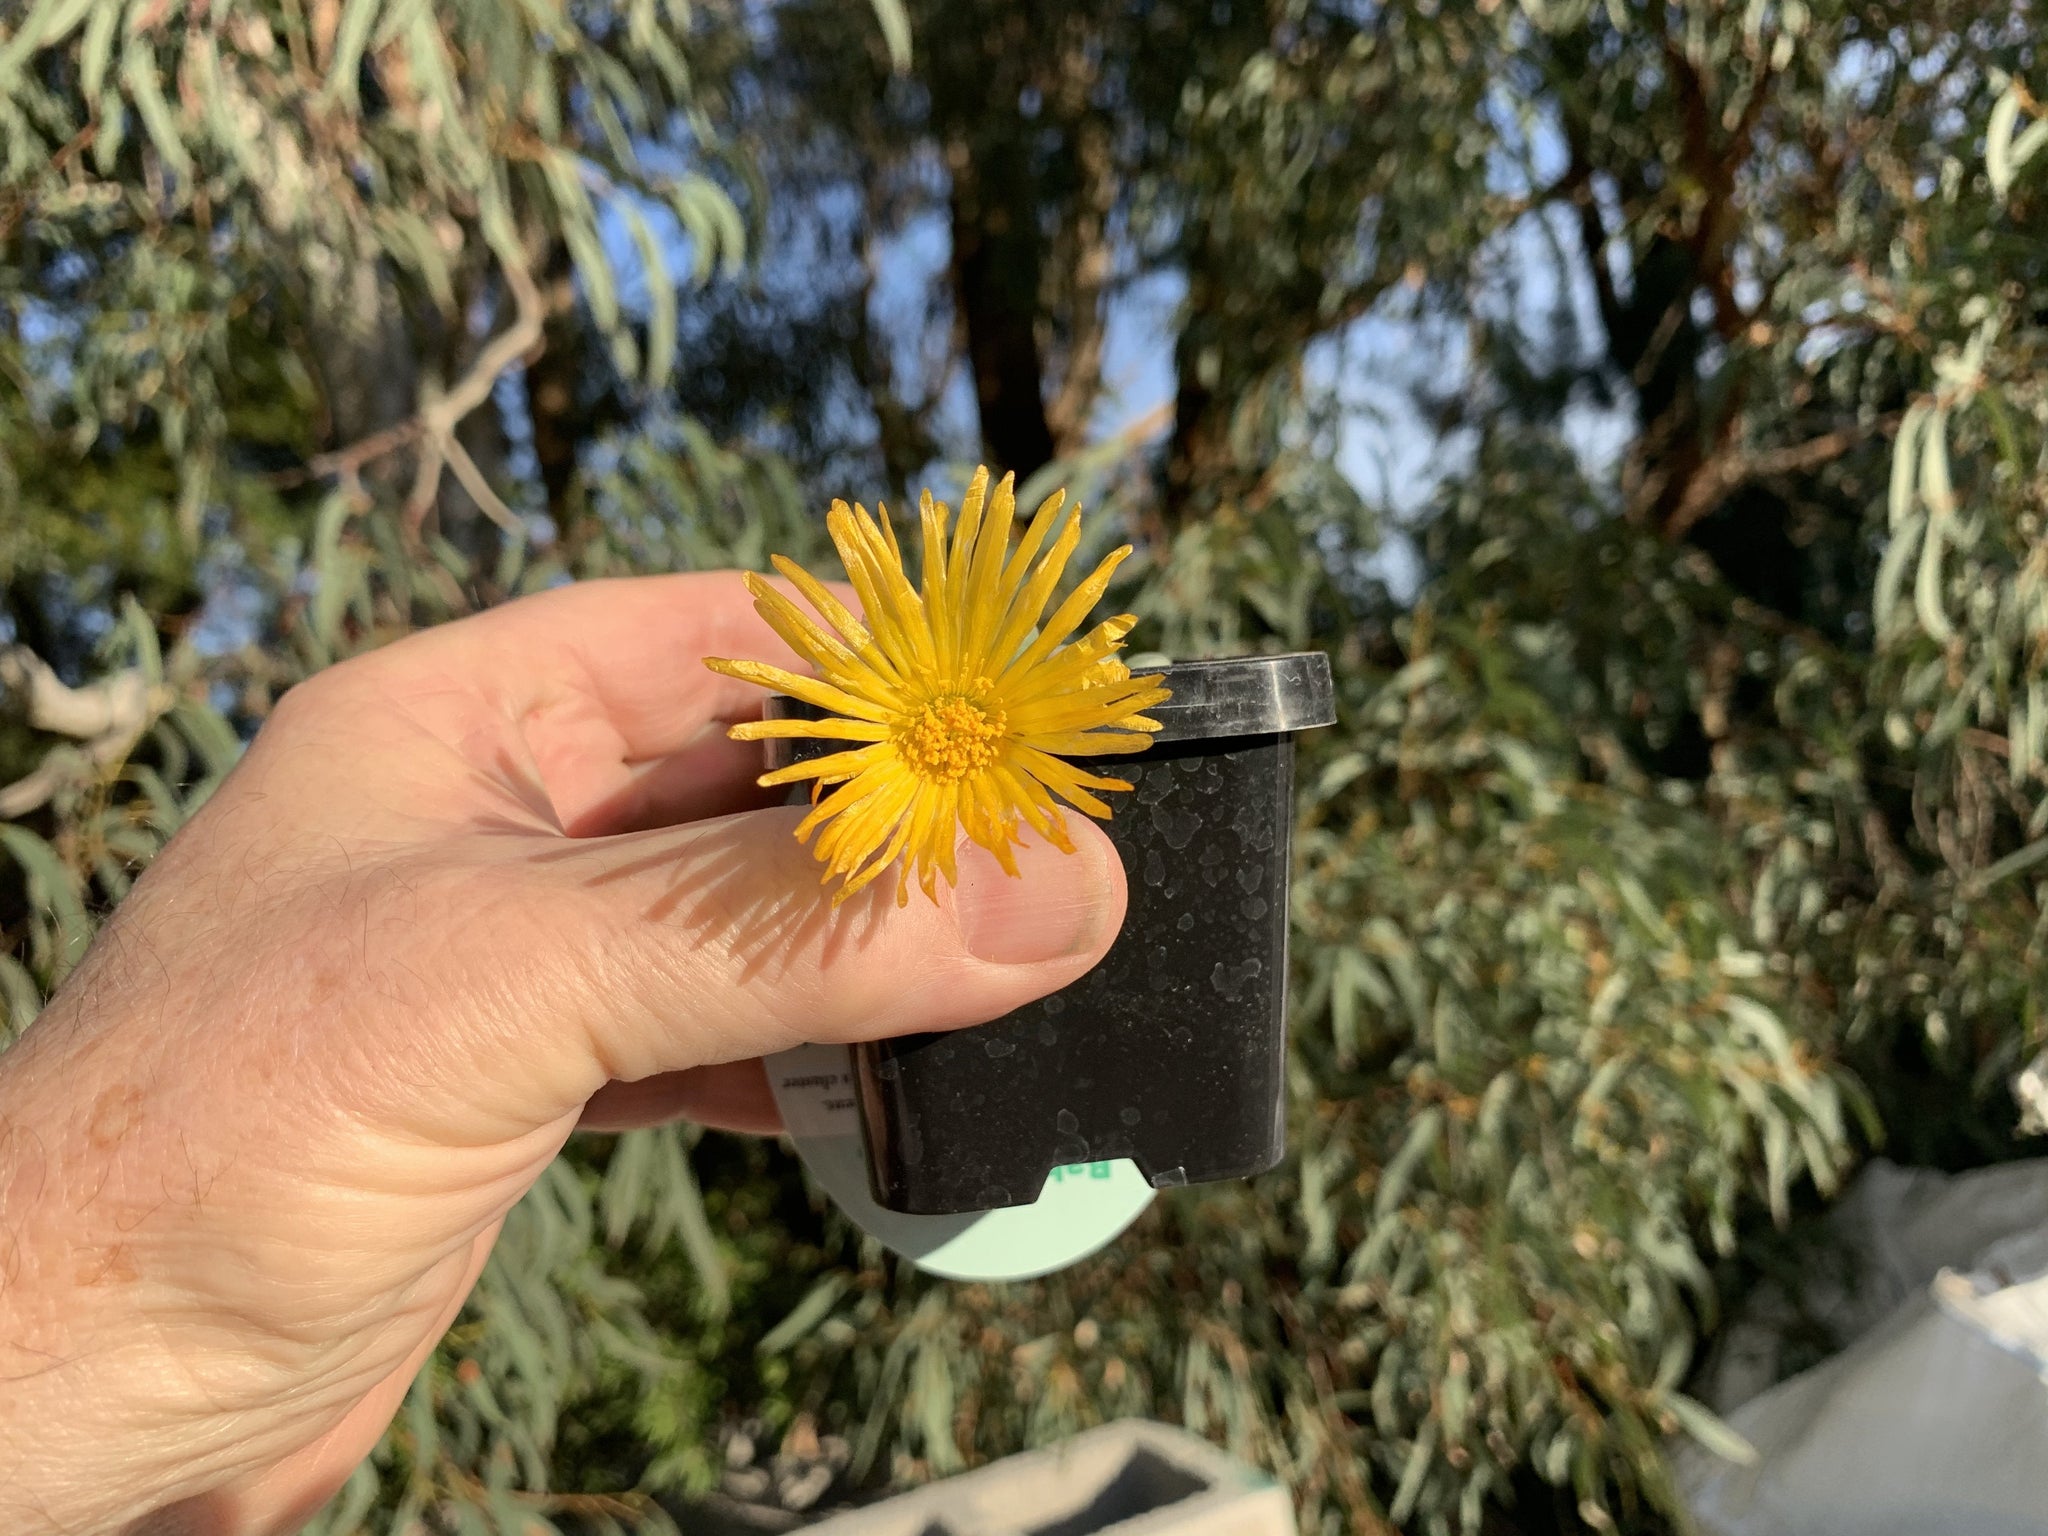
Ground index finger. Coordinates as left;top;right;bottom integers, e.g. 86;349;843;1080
361;570;858;835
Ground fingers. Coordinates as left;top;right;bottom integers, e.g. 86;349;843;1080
378;808;1127;1142
432;571;797;744
339;572;860;836
562;725;783;838
577;1061;783;1134
579;809;1126;1080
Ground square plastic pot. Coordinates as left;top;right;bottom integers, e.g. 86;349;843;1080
764;651;1334;1215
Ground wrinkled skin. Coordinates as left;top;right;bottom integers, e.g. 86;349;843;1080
0;575;1126;1535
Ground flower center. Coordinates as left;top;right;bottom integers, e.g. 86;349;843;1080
896;689;1007;784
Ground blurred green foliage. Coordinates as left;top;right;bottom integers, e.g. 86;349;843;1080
3;1;2046;1533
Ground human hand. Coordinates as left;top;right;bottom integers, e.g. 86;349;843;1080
0;574;1127;1535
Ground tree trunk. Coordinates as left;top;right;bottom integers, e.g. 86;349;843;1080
525;243;588;537
947;132;1055;482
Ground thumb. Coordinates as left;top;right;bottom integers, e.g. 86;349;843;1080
426;806;1128;1134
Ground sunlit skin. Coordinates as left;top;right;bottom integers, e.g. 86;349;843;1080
0;572;1129;1536
706;466;1170;905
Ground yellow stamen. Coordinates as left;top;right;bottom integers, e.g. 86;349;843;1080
895;690;1007;785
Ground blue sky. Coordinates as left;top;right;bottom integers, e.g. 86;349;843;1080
591;96;1634;605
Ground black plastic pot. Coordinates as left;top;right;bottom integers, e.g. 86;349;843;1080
764;651;1335;1215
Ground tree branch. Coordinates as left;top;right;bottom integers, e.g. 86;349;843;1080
270;247;545;523
271;417;423;490
1664;414;1900;541
439;434;524;536
1558;131;1625;356
1045;97;1118;459
0;647;174;818
403;248;544;532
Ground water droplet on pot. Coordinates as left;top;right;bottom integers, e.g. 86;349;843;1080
1229;802;1275;853
1151;1166;1189;1189
1056;1109;1080;1134
1176;911;1195;932
1120;1106;1142;1126
1210;957;1263;1000
1237;864;1264;893
1146;947;1177;992
1039;1020;1060;1046
1240;896;1268;920
984;1037;1016;1057
1149;801;1202;850
1044;995;1066;1014
1143;848;1166;887
874;1057;901;1081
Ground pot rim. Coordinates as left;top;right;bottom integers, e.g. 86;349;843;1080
762;650;1336;754
1132;651;1334;743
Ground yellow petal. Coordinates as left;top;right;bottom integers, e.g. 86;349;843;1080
997;488;1068;612
985;503;1082;672
1018;729;1156;757
947;467;991;653
757;741;892;788
996;545;1133;687
769;553;874;652
845;501;941;675
743;576;908;709
797;764;895;841
833;804;920;904
827;504;921;675
874;498;905;573
1003;615;1138;703
704;658;892;724
902;783;939;892
1008;686;1172;736
919;489;957;678
921;780;961;888
961;773;1024;876
960;471;1019;676
1013;745;1131;819
816;772;917;875
765;555;910;694
992;759;1075;853
728;717;893;742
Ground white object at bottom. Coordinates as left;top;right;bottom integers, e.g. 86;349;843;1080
1681;1158;2048;1536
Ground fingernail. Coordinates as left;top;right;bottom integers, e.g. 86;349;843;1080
952;831;1120;964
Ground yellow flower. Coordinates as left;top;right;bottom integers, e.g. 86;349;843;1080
705;466;1170;905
